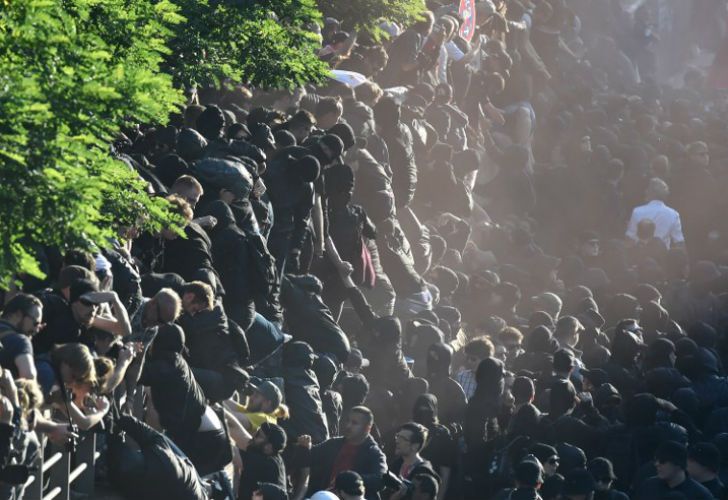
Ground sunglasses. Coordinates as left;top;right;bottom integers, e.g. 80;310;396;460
79;298;98;308
547;457;560;465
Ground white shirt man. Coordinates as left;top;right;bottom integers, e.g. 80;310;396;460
626;177;685;249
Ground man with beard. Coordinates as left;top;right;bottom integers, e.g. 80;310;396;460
225;416;288;500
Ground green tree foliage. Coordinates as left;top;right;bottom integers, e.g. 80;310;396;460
167;0;330;89
0;0;185;287
317;0;425;39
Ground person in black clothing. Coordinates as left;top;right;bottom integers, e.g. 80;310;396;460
412;394;456;500
464;357;505;450
313;354;343;438
687;442;725;499
33;276;105;354
265;153;320;274
139;324;230;477
159;195;223;295
634;440;713;499
588;458;629;500
0;293;42;379
107;415;208;500
425;342;466;426
492;455;544;500
224;416;288;500
319;163;377;320
280;341;330;444
177;281;248;402
202;200;278;330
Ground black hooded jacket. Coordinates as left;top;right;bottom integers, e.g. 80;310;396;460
178;304;241;372
281;275;350;364
204;200;281;328
281;342;330;444
426;342;467;425
108;416;207;500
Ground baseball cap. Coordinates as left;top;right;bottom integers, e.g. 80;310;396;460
250;380;283;409
68;279;102;305
255;482;288;500
346;348;370;370
335;471;365;496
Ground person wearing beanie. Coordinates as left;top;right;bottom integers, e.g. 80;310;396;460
140;324;231;478
493;455;544;500
321;162;378;320
588;458;628;500
634;441;713;499
264;148;320;274
687;442;725;499
562;468;595;500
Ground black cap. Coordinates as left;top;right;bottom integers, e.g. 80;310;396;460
688;442;721;473
529;443;558;465
255;482;288;500
328;123;356;150
515;456;543;487
580;368;609;388
68;279;101;304
259;422;287;454
562;468;595;495
655;440;687;469
553;349;574;372
588;457;617;481
335;470;365;496
319;134;345;161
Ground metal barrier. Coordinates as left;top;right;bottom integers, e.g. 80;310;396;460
24;432;98;500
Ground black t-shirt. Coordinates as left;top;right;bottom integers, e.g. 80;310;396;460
0;322;32;377
700;477;725;500
635;476;713;500
238;448;286;500
33;290;84;354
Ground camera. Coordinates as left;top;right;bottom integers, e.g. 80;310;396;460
383;470;413;495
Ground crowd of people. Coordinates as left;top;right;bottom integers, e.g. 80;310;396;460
2;0;728;499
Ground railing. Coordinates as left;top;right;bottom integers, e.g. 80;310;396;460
24;432;98;500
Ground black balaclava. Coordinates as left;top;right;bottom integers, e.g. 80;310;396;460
196;105;226;141
426;342;453;379
473;357;505;401
413;393;440;426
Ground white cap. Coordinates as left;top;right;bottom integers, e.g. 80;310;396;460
309;492;340;500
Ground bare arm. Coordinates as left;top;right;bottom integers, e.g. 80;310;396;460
89;292;132;337
14;354;36;380
223;407;253;451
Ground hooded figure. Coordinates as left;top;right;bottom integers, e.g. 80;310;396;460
412;393;457;492
140;325;230;476
314;354;343;437
602;322;644;398
374;97;418;209
512;326;557;375
107;415;208;500
177;300;248;402
281;341;329;444
426;342;467;425
202;200;281;329
464;357;505;449
281;275;351;364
